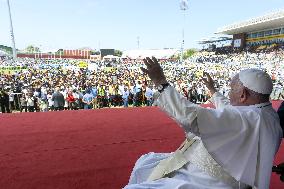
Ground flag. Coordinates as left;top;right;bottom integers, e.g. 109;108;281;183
180;0;189;10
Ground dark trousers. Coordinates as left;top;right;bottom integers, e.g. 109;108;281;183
146;99;153;106
1;103;11;113
54;106;64;111
28;106;35;112
20;106;27;112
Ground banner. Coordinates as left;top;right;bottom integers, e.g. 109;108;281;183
0;66;27;74
0;66;26;71
78;61;88;68
233;39;242;48
104;67;116;72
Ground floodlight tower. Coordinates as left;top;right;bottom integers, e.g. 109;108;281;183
179;0;188;63
137;36;140;49
7;0;17;60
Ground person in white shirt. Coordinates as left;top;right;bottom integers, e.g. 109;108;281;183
124;57;283;189
196;84;205;103
122;87;130;107
8;90;15;111
26;93;35;112
47;91;54;111
144;86;154;106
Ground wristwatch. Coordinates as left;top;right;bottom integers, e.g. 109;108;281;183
157;83;170;93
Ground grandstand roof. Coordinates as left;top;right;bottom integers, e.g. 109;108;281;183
217;9;284;35
122;49;179;59
197;36;232;44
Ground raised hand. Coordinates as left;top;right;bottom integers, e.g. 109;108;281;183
141;57;168;86
202;72;217;95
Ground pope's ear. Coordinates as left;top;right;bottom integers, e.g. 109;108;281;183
240;88;248;103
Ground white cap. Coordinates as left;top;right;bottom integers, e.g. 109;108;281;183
238;69;273;95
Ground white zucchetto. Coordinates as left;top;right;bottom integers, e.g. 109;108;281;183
238;69;273;95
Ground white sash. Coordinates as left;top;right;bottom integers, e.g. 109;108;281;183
147;138;196;181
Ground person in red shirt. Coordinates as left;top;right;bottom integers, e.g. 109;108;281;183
66;91;76;110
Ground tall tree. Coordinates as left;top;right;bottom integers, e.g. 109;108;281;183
25;45;40;53
183;49;197;59
114;50;123;57
174;48;197;60
0;45;13;55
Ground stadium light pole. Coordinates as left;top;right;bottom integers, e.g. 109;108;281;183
137;36;140;49
179;0;188;63
6;0;17;60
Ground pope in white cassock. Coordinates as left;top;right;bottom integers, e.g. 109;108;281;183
123;57;283;189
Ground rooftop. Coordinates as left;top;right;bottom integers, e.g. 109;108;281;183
217;9;284;35
197;36;232;44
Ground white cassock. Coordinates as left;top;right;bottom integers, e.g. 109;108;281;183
123;86;283;189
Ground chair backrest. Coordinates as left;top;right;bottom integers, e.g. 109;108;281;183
277;101;284;138
275;101;284;183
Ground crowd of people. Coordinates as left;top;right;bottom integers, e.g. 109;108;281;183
0;48;284;113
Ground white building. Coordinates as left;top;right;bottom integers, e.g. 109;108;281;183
122;49;179;60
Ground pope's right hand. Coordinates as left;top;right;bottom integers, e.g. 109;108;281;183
202;72;217;95
140;57;168;87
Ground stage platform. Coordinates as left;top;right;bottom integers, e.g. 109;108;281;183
0;102;283;189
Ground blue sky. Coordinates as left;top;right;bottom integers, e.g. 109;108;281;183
0;0;284;51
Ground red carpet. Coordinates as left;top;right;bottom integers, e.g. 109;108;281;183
0;101;283;189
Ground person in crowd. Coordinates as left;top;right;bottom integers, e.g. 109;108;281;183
91;84;98;109
124;57;283;189
108;84;115;107
97;84;106;108
20;93;27;112
181;86;189;100
197;84;205;103
8;89;15;111
40;88;48;112
66;91;76;110
122;87;130;107
52;87;65;111
189;84;198;103
33;88;40;112
77;89;84;109
82;89;94;109
47;91;54;111
0;89;11;113
104;85;110;107
144;85;154;106
112;84;121;107
277;84;284;101
72;89;79;110
26;92;35;112
118;81;125;106
132;82;141;107
61;87;69;110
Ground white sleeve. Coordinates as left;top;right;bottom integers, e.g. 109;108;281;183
156;86;201;136
209;92;231;109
